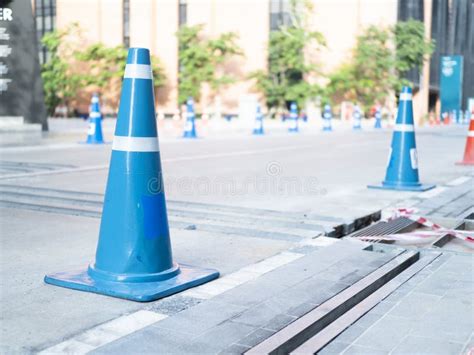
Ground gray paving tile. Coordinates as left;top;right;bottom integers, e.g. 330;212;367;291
286;301;319;318
353;315;413;351
213;276;288;307
318;341;351;354
153;299;246;337
235;327;274;347
352;312;383;328
369;300;397;315
91;325;192;355
179;320;255;354
410;312;473;344
391;335;465;354
387;292;442;319
289;244;320;254
342;344;388;354
218;343;251;355
146;295;202;316
262;313;297;332
333;325;366;344
232;301;283;328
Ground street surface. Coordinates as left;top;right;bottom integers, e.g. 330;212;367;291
0;119;472;353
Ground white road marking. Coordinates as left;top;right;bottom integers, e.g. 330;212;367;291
162;144;314;163
418;186;447;199
446;176;471;186
0;144;315;180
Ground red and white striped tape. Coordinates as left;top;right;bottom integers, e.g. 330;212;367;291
355;208;474;244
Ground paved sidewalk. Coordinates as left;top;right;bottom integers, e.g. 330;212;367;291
320;250;473;355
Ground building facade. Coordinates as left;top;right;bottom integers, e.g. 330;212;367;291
34;0;473;118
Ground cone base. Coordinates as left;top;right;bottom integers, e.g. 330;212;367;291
455;161;474;166
80;140;108;145
367;182;436;192
322;128;332;132
44;263;219;302
84;141;106;145
182;133;198;139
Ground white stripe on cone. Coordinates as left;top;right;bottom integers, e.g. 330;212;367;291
123;64;153;79
399;92;412;101
394;124;414;132
112;136;159;152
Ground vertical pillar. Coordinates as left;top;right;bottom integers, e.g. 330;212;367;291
414;0;432;125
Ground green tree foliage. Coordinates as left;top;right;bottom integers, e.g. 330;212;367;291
394;19;435;77
176;24;242;104
250;0;325;110
41;24;166;115
75;43;165;93
40;27;82;115
325;26;394;110
251;28;325;109
326;20;434;111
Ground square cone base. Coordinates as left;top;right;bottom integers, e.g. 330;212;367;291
455;161;474;166
367;183;436;192
44;264;219;302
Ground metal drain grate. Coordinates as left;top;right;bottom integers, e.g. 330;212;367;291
350;217;419;239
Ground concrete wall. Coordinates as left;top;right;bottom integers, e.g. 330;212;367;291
312;0;398;75
56;0;123;46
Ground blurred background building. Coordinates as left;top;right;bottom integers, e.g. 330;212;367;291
32;0;473;117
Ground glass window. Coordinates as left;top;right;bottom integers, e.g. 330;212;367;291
270;0;292;31
123;0;130;48
179;0;187;27
34;0;56;64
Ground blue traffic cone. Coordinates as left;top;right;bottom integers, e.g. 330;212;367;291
458;110;464;125
464;110;470;124
183;98;198;138
353;104;362;130
45;48;219;302
301;112;308;123
253;104;264;135
85;93;105;144
368;86;435;191
453;110;460;124
374;106;382;129
288;102;299;133
322;104;332;131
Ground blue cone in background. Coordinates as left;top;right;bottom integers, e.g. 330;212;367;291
368;86;435;192
253;104;264;135
353;104;362;130
45;48;219;302
85;93;105;144
374;106;382;129
288;102;299;133
453;110;459;124
183;98;198;138
465;110;471;124
322;104;332;131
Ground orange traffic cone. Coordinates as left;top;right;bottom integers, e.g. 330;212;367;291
456;111;474;165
